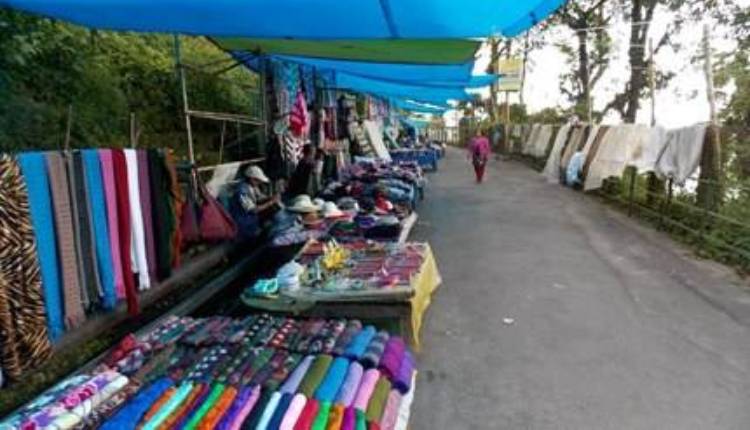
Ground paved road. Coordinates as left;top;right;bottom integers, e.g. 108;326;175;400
410;148;750;430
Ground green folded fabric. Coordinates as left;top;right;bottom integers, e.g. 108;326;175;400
365;377;391;423
355;409;367;430
184;383;225;430
311;401;332;430
298;354;333;397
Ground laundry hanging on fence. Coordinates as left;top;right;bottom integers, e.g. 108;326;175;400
541;125;571;183
655;124;708;185
560;126;589;174
523;124;554;158
583;125;665;191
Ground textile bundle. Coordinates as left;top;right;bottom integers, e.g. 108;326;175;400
1;314;417;430
0;149;182;383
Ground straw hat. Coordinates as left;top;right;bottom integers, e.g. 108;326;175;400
322;202;345;218
313;198;326;211
244;165;269;183
288;195;319;213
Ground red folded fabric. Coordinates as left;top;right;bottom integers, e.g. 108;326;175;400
294;397;320;430
112;149;138;315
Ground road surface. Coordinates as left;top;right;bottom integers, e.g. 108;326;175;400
410;148;750;429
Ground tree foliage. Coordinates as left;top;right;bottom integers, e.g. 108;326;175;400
0;8;259;163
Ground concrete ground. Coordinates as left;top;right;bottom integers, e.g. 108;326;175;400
410;148;750;430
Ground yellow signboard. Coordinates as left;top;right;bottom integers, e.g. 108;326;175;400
497;58;523;92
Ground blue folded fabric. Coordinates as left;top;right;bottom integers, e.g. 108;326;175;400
101;377;173;430
82;149;117;309
267;392;294;430
17;152;64;341
314;356;351;402
343;325;376;360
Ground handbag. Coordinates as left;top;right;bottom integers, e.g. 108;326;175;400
198;176;238;242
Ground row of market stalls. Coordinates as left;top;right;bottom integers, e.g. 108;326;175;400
0;0;567;428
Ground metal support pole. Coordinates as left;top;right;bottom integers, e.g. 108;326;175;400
63;104;73;150
174;34;196;166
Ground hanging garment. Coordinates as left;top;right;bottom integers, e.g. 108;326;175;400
624;124;668;174
17;152;65;341
147;149;172;280
100;150;127;300
0;155;52;379
581;126;609;181
82;149;117;310
137;150;158;283
290;91;310;137
655;124;708;185
521;124;540;156
45;151;86;329
541;125;571;184
124;149;151;290
112;149;139;316
164;151;184;269
533;125;555;158
71;151;103;311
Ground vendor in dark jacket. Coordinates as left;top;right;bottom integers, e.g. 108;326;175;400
286;144;316;198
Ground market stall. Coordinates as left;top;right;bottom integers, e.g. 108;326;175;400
1;314;418;430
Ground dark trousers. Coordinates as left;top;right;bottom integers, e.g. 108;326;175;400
473;162;486;183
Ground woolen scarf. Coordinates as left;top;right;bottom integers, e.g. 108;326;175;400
72;150;103;310
147;149;172;280
82;149;117;309
124;149;151;290
0;155;52;378
17;152;65;341
45;151;86;328
112;149;139;315
137;150;159;283
99;149;126;300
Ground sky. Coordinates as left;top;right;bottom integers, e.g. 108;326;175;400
450;0;747;129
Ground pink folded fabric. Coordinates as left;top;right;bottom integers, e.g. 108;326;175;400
99;150;126;300
280;393;307;430
378;390;402;430
228;385;261;430
352;369;380;411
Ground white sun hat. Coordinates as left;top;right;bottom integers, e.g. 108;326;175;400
244;165;269;183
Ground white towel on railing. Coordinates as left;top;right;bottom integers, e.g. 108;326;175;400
531;124;554;158
655;124;708;185
124;149;150;290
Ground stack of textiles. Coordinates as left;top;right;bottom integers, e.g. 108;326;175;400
0;149;182;384
1;314;417;430
319;160;423;214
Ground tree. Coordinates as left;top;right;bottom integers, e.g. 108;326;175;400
555;0;618;121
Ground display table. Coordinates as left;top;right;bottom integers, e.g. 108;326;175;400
241;243;441;351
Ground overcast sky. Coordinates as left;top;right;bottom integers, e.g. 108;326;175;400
454;0;748;129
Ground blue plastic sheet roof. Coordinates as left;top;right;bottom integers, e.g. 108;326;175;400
391;99;450;114
237;54;498;88
327;72;474;103
2;0;567;38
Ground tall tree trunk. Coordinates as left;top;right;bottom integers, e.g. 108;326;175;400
577;29;591;117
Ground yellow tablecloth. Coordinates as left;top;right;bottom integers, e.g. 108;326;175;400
409;243;442;350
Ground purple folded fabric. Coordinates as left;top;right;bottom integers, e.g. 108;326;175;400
378;337;405;379
280;355;314;394
341;407;356;430
393;351;413;394
334;361;363;407
379;390;402;430
228;386;261;430
352;369;380;411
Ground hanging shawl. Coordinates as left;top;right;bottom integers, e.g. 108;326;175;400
289;91;309;137
0;155;52;378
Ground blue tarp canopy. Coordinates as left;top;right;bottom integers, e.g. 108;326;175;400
391;99;450;114
235;53;498;89
327;72;474;104
1;0;567;38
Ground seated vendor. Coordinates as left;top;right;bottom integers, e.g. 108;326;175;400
239;165;280;224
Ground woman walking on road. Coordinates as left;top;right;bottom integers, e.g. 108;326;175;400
468;128;491;183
